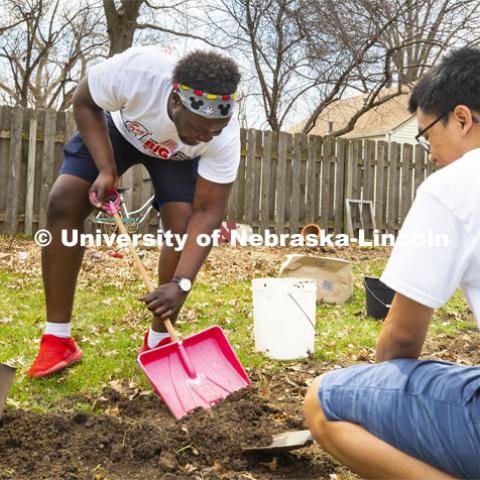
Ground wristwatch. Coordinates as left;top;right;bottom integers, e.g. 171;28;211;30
172;276;192;293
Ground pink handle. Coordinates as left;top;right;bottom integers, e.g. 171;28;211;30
90;189;122;215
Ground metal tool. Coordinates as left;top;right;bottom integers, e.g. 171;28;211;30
243;429;314;454
0;363;16;419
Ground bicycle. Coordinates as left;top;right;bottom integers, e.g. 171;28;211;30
94;188;161;234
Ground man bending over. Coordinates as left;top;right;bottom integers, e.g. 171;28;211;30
29;46;241;378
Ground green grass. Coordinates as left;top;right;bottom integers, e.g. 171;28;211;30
0;252;475;413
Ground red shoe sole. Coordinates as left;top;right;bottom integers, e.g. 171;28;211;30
29;349;84;378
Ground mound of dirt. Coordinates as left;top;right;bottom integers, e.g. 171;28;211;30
0;386;337;480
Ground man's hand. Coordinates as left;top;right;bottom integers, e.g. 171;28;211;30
89;170;119;209
140;283;187;320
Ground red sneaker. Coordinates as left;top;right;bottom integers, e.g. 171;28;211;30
28;334;83;378
138;331;172;354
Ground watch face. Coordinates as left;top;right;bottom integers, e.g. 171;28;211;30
179;278;192;291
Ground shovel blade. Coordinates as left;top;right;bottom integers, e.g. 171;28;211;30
243;429;314;454
138;326;250;419
0;363;16;419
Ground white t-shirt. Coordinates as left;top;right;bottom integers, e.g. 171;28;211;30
87;45;240;184
381;148;480;327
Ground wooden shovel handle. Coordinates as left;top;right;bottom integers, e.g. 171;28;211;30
112;213;178;342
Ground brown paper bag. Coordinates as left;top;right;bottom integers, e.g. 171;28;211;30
279;255;353;304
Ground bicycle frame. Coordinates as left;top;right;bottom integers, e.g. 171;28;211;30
95;194;155;227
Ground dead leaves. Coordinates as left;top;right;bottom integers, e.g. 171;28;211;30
423;329;480;365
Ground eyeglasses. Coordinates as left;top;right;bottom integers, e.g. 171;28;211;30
415;111;480;153
415;112;449;154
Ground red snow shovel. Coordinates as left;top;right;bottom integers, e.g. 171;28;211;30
93;190;251;419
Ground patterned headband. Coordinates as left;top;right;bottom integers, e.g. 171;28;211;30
173;82;238;119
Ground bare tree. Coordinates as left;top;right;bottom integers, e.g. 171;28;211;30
205;0;480;133
0;0;230;109
381;0;480;84
103;0;227;57
204;0;406;132
0;0;106;108
297;0;405;134
103;0;143;56
310;0;480;136
204;0;324;131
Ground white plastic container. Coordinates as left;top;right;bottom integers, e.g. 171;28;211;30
252;278;317;360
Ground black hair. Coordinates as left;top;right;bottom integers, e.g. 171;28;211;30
409;47;480;116
173;50;241;95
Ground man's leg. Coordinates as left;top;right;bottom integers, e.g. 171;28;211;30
42;174;93;324
304;375;455;479
28;174;93;378
151;202;193;333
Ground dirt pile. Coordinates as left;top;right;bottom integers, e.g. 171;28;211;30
0;386;336;480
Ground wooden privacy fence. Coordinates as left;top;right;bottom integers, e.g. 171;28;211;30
0;106;76;235
230;129;432;234
0;105;431;236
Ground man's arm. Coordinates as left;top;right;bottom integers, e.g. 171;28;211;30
375;293;434;363
141;176;231;319
72;77;118;207
173;176;231;280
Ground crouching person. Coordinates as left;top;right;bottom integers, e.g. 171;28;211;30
304;47;480;479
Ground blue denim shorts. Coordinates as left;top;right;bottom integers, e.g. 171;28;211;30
318;359;480;478
61;114;199;209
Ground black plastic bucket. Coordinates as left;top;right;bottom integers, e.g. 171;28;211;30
363;276;395;320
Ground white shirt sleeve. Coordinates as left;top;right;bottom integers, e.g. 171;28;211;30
380;189;470;308
197;118;241;184
87;53;129;112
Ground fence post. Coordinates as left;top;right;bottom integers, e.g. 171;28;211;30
236;129;247;224
305;135;317;225
64;111;76;143
375;141;388;232
244;129;256;226
335;138;347;234
25;113;38;236
400;144;414;222
320;136;334;230
275;132;288;233
6;107;24;236
387;143;401;233
38;109;57;229
414;145;426;193
290;133;303;234
259;130;272;233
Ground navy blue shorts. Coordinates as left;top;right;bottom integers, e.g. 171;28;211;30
318;359;480;478
60;114;199;209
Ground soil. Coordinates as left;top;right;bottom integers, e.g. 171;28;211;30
2;326;479;480
1;241;478;479
0;363;342;480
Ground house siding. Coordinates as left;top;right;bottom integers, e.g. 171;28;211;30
389;117;418;145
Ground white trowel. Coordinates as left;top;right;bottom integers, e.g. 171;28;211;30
0;363;16;419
